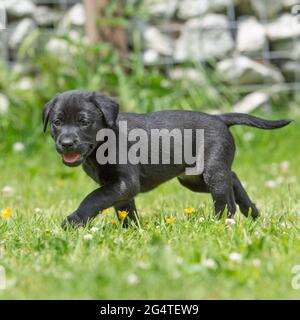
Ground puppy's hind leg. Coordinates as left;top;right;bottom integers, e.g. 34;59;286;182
232;172;259;219
204;168;237;219
114;199;139;227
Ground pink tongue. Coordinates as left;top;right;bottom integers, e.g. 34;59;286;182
63;153;80;163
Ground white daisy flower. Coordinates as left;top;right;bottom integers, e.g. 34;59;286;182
280;161;290;173
265;180;277;188
201;258;216;269
252;259;261;267
243;132;254;142
2;185;14;196
83;234;93;241
225;218;236;227
229;252;242;262
13;142;25;152
127;273;139;285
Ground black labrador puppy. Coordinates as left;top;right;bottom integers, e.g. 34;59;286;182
42;90;291;227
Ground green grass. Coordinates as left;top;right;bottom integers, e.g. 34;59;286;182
0;112;299;299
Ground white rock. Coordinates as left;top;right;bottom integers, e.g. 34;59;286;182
144;26;173;56
0;93;9;115
174;14;234;62
266;14;300;41
146;0;178;18
13;142;25;152
59;3;85;30
69;3;86;26
237;17;267;53
177;0;209;19
233;92;269;113
33;6;61;27
284;0;300;8
168;67;206;83
9;18;36;50
287;42;300;61
178;0;232;18
142;49;159;64
0;3;6;30
250;0;283;19
1;0;36;18
281;61;300;81
216;56;284;85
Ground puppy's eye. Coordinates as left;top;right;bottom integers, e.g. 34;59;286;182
79;119;90;127
53;119;62;127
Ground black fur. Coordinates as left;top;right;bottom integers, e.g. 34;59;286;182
42;90;292;228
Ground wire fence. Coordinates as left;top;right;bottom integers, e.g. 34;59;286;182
0;0;81;61
141;1;300;96
1;0;300;97
32;0;79;9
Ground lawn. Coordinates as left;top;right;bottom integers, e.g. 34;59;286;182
0;108;299;299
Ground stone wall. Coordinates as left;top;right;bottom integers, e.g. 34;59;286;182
0;0;299;110
141;0;300;110
0;0;84;60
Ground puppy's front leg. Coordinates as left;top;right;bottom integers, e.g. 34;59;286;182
61;180;139;228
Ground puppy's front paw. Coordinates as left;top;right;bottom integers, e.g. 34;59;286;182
61;212;86;229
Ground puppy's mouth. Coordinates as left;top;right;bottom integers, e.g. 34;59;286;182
62;153;82;166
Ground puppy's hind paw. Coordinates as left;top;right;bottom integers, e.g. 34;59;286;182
61;212;86;229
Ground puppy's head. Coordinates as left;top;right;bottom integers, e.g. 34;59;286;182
43;90;119;167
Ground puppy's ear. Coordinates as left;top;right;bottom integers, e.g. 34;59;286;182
42;96;58;132
90;92;119;128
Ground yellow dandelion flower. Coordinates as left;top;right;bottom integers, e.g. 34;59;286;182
0;207;12;219
166;217;176;224
184;207;194;214
102;208;110;215
118;210;128;220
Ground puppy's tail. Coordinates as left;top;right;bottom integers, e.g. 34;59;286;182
218;113;292;130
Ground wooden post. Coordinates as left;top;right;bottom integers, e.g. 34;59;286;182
84;0;99;44
84;0;127;60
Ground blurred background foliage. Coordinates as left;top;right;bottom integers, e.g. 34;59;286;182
0;0;299;153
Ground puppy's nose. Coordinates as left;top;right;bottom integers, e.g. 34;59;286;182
61;138;75;149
